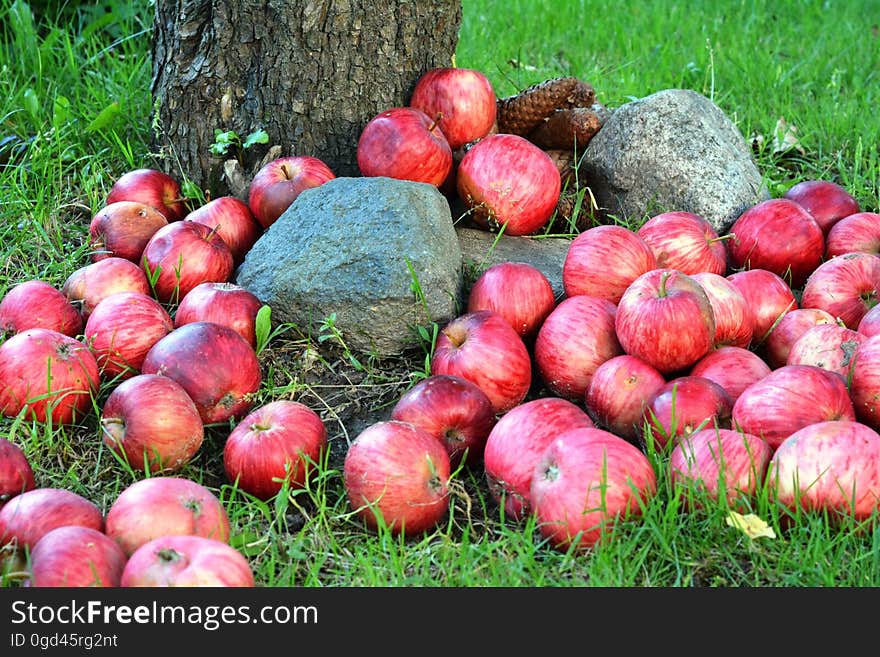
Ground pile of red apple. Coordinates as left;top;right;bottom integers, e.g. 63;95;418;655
0;164;333;586
3;62;880;584
341;178;880;551
356;65;565;235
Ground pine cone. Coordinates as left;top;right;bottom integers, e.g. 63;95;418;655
496;76;581;136
556;191;578;220
528;107;603;151
544;148;577;187
562;79;596;109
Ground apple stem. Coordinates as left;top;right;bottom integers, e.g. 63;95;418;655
204;224;223;242
708;233;735;245
658;271;671;298
157;548;183;564
428;113;444;133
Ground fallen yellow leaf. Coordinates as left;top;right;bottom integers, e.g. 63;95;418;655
726;511;776;540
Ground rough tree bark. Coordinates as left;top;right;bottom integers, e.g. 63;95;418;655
150;0;462;198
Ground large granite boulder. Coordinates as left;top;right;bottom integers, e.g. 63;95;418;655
236;177;462;356
582;88;769;234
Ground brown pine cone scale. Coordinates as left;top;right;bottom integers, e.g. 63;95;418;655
562;79;596;109
496;76;581;136
543;149;577;187
528;107;603;151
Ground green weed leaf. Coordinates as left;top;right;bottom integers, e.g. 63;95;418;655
210;129;240;156
86;101;121;133
255;305;273;353
22;88;39;124
52;95;71;129
242;129;269;149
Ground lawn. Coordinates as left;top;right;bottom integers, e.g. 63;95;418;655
1;0;879;587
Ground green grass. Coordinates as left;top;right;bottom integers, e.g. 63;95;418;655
1;0;879;587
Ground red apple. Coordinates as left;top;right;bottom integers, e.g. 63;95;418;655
409;66;497;150
726;268;798;344
731;364;856;452
768;420;880;523
615;268;715;375
430;310;531;414
585;354;666;443
120;535;255;587
247;155;336;230
106;168;188;222
0;437;35;506
847;335;880;431
533;295;622;400
357;107;452;187
84;291;174;380
185;196;263;265
689;346;772;404
482;397;594;520
562;225;658;304
784;179;861;235
858;304;880;338
824;212;880;258
141;321;262;424
62;256;151;320
100;373;205;474
343;420;451;536
27;525;127;588
141;220;234;304
801;251;880;330
466;261;556;341
636;211;728;275
456;133;561;236
530;427;657;552
105;476;230;556
0;328;99;425
173;282;264;349
390;374;496;467
88;201;169;263
786;322;865;380
0;279;83;338
0;487;104;552
643;375;733;450
669;427;772;509
726;198;825;288
764;307;837;369
690;272;754;349
223;400;328;500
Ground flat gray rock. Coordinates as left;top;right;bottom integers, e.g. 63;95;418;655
236;177;462;356
582;88;769;234
456;227;571;300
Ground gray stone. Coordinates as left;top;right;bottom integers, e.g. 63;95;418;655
455;227;571;300
235;177;463;356
582;88;769;234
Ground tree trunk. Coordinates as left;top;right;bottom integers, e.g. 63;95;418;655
150;0;462;198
